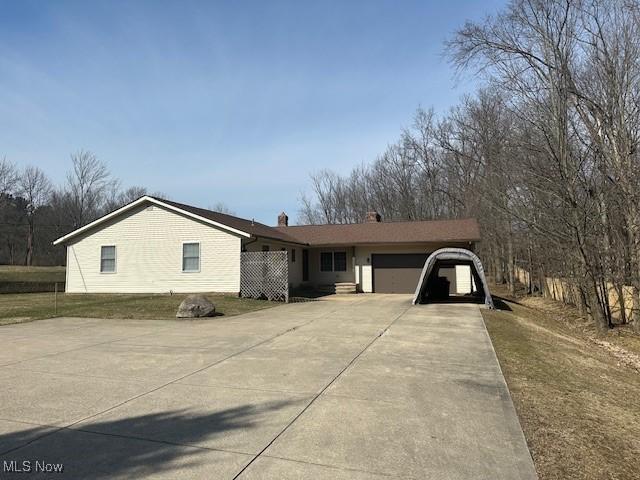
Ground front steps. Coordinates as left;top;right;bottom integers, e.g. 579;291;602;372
318;282;357;294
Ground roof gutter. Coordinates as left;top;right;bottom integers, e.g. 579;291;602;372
251;234;308;247
298;239;481;248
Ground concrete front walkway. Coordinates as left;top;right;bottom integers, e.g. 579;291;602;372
0;295;536;479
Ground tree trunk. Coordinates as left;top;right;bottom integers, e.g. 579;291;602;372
590;278;611;332
600;278;612;326
632;285;640;333
585;283;608;333
495;255;504;284
24;220;34;266
7;240;14;265
577;285;587;318
538;267;547;298
507;234;515;296
527;242;534;294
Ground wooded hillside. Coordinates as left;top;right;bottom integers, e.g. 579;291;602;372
299;0;640;332
0;151;155;266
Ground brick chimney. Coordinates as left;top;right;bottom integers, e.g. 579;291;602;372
365;211;381;223
278;212;289;227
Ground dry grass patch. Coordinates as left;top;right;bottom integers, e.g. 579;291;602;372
509;286;640;360
483;286;640;480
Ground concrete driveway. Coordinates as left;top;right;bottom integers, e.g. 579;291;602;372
0;295;536;479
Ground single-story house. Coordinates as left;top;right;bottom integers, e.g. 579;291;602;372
53;196;481;295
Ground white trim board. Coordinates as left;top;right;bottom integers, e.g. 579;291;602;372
53;196;251;245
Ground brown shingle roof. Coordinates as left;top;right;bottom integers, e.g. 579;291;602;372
156;197;480;246
154;197;305;244
54;195;480;247
275;218;480;246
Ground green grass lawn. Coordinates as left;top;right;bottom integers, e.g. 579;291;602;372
0;265;66;283
0;292;276;325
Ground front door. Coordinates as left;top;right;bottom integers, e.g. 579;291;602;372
302;249;309;281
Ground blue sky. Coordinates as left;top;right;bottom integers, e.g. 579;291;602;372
0;0;504;224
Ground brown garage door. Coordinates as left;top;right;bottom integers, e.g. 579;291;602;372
372;253;429;293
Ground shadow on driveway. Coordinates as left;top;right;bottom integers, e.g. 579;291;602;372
0;400;294;478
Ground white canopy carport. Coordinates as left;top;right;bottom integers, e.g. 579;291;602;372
412;248;494;308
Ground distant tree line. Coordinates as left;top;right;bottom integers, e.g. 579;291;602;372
299;0;640;332
0;151;156;266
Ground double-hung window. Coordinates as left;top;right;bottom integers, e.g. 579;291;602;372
320;251;347;272
333;252;347;271
320;252;333;272
182;242;200;272
100;245;116;273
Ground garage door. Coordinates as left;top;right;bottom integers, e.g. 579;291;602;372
372;253;429;293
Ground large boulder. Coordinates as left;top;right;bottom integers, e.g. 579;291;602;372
176;295;216;318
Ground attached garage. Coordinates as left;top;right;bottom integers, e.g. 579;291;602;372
372;253;429;293
274;215;482;294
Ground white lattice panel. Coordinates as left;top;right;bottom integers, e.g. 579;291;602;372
240;251;289;302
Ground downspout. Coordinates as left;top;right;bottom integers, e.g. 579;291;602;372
242;236;258;252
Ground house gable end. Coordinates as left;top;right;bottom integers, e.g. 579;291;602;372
53;196;251;246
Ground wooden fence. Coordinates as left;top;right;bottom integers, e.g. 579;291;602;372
514;266;635;321
240;251;289;302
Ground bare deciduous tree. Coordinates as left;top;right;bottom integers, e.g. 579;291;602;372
0;157;17;196
209;201;236;215
299;0;640;332
18;166;52;266
65;150;112;228
1;150;163;265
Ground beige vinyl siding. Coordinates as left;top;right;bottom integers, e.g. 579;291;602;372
66;203;241;293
